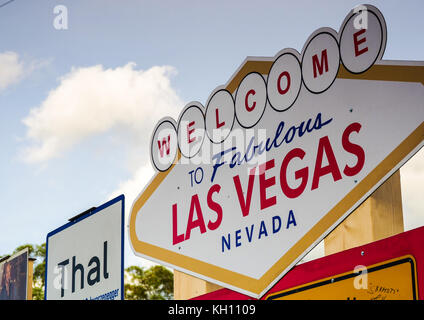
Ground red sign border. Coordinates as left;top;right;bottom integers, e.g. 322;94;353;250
192;226;424;300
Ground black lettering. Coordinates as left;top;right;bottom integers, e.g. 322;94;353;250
72;256;84;293
57;259;69;298
103;241;109;279
87;256;101;286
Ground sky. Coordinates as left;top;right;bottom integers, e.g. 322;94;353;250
0;0;422;270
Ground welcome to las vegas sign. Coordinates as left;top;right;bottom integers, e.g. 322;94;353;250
128;4;424;298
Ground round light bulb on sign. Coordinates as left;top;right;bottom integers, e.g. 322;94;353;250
301;29;340;94
177;103;206;159
339;5;386;74
235;72;267;128
205;89;235;144
267;50;302;112
151;118;178;172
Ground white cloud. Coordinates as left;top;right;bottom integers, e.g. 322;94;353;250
21;62;183;163
0;51;47;92
108;162;159;268
0;52;25;91
21;62;184;268
109;162;155;207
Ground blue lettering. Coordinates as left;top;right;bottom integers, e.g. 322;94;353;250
265;137;274;152
284;126;296;143
245;225;254;242
230;152;242;168
273;121;285;148
235;229;242;247
220;211;300;253
211;147;235;182
315;112;332;128
253;141;266;155
272;216;281;233
243;137;256;163
258;220;268;239
286;210;297;229
222;234;231;252
210;113;332;179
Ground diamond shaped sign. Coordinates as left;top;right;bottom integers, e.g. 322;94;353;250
128;5;424;298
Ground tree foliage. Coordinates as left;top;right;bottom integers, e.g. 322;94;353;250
124;265;173;300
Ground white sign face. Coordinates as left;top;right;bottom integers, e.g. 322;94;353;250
46;195;124;300
129;4;424;298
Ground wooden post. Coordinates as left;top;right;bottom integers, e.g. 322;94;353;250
324;170;404;255
174;270;222;300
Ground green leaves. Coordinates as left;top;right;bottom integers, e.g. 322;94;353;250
124;265;173;300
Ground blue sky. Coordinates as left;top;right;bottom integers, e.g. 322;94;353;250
0;0;423;268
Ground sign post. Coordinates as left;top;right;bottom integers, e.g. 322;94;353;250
129;4;424;298
324;170;404;255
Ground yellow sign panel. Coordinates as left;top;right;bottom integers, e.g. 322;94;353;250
266;256;418;300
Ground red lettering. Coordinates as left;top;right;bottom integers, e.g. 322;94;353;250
185;194;207;241
277;71;291;95
312;136;342;190
312;49;329;78
259;159;276;210
233;167;256;217
353;29;368;57
172;203;184;245
172;184;225;246
206;184;223;230
157;135;171;158
215;108;225;129
245;89;256;112
187;121;196;144
342;122;365;176
280;148;309;198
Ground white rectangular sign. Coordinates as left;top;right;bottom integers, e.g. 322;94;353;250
45;195;124;300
